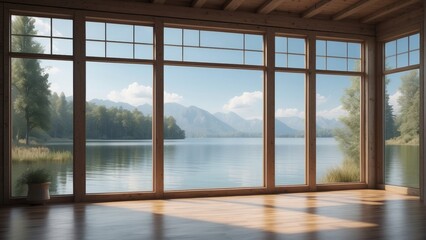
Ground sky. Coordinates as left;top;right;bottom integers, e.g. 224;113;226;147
13;16;421;121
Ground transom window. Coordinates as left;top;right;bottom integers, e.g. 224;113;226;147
164;27;263;65
85;21;153;59
316;40;361;72
385;33;419;70
275;36;306;69
11;15;73;55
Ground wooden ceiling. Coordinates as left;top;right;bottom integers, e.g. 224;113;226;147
145;0;423;24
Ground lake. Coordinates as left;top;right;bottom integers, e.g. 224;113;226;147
11;138;419;196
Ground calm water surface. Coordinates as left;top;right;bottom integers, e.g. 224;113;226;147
11;138;420;195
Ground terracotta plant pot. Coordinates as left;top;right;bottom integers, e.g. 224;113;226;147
27;182;50;204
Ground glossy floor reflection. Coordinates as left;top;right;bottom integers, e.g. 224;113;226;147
1;190;426;240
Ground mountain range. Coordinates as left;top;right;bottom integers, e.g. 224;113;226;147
89;99;341;138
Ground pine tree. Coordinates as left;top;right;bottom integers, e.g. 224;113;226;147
396;70;419;144
384;78;397;140
11;16;51;145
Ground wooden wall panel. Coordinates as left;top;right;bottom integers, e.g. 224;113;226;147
377;8;423;41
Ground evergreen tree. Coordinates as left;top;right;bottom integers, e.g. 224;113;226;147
396;70;419;144
384;78;397;140
334;78;360;162
11;16;51;145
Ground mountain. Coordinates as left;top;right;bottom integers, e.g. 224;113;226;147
165;103;238;137
89;99;135;111
215;112;300;137
277;117;305;131
214;112;262;135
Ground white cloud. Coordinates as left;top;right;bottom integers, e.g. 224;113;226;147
389;90;401;114
275;108;304;118
107;82;182;106
223;91;262;119
164;92;183;103
316;93;327;105
317;105;347;119
33;17;51;36
44;66;60;75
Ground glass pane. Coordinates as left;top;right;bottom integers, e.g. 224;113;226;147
348;43;361;59
327;57;347;71
11;59;73;196
244;51;263;65
164;28;182;45
200;30;243;49
164;46;182;61
106;42;133;59
409;33;420;50
135;44;153;60
327;41;347;57
385;40;396;57
410;50;420;65
275;72;305;185
86;62;153;193
397;37;408;54
316;40;326;56
107;23;133;42
316;56;326;70
12;16;51;36
12;36;51;54
183;47;243;64
385;56;396;70
397;53;409;68
164;66;263;190
316;75;360;184
52;19;73;38
52;38;73;55
384;70;419;188
288;54;305;68
288;38;305;54
245;34;263;51
86;41;105;57
135;26;153;44
275;36;287;53
183;29;199;46
86;22;105;40
276;53;287;68
348;59;361;72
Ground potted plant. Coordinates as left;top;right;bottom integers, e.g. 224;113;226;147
17;168;51;204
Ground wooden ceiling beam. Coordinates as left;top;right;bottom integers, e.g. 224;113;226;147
333;0;377;21
223;0;246;11
192;0;208;8
257;0;286;14
302;0;333;18
151;0;166;4
361;0;420;23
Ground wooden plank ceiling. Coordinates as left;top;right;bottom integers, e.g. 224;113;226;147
146;0;423;24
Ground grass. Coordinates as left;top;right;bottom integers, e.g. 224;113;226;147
12;146;72;161
321;159;360;183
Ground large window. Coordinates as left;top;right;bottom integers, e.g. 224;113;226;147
10;15;74;196
275;72;306;185
164;27;264;190
316;75;361;184
85;21;154;194
384;33;420;188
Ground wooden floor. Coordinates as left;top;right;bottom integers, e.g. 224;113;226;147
1;190;426;240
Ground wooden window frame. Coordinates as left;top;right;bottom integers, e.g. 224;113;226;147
2;3;375;204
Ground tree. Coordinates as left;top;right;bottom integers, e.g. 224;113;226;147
334;78;360;162
12;16;51;145
395;70;419;144
384;79;397;140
